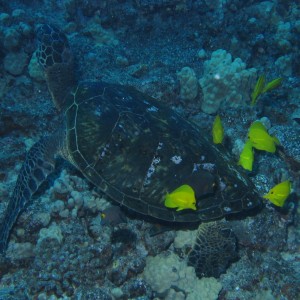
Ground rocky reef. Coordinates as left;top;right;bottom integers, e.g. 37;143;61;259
0;1;299;299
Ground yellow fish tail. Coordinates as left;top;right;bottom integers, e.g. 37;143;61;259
249;121;268;132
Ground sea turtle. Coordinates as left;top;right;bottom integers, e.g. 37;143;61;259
0;24;261;253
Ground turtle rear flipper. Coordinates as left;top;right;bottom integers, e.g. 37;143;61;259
0;130;64;254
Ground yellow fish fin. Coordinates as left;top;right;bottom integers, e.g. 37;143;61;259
172;184;195;195
249;121;268;132
251;75;265;106
176;207;185;211
176;203;196;211
262;78;283;94
212;115;224;144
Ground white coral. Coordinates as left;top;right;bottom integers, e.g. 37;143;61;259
38;222;63;245
199;49;257;114
143;251;222;300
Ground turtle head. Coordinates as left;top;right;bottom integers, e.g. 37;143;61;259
36;24;76;111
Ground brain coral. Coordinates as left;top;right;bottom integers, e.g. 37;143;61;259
188;221;238;278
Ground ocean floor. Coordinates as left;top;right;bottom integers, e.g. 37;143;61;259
0;1;300;299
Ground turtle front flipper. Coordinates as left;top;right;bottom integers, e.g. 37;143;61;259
0;129;65;254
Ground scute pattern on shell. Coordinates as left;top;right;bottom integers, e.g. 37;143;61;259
62;81;261;222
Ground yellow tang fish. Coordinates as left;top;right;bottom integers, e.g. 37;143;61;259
164;184;197;211
238;140;254;171
263;180;292;207
212;115;224;144
251;75;282;105
251;75;265;106
262;77;283;94
248;121;280;153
